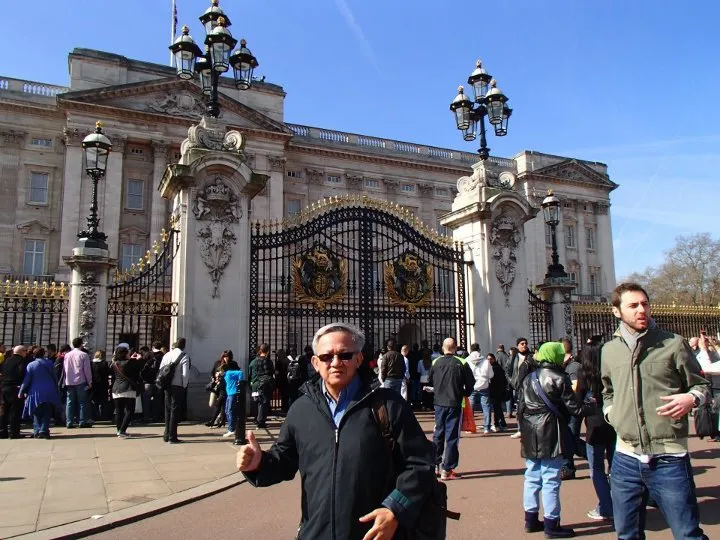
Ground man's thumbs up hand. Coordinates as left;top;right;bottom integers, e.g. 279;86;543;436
236;430;263;472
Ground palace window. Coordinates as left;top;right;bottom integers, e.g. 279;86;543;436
590;273;599;295
30;137;53;148
120;243;144;270
23;239;46;275
563;201;572;208
401;184;416;193
364;179;379;188
566;225;576;248
586;227;595;250
28;172;49;204
130;147;144;156
286;198;302;217
327;175;341;184
286;170;299;178
436;187;449;196
126;179;144;210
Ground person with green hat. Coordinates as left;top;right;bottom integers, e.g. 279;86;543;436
517;341;594;538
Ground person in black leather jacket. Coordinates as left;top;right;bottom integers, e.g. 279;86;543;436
517;341;595;538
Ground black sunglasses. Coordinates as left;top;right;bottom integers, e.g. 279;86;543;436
316;351;357;363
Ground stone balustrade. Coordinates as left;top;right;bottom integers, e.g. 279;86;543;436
0;76;69;98
286;123;516;170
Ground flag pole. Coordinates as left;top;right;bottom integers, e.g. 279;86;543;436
170;0;178;67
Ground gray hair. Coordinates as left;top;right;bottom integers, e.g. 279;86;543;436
312;322;365;354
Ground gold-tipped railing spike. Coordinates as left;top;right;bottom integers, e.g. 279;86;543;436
153;240;161;255
138;258;146;272
161;228;169;243
3;280;10;295
31;281;39;296
41;282;49;297
59;282;67;297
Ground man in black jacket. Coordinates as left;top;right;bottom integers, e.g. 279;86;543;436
0;345;29;438
379;340;405;396
237;322;435;540
427;337;475;480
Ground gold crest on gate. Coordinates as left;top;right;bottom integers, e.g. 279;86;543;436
384;251;433;314
292;244;347;311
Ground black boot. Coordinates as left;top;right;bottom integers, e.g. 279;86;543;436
525;511;543;533
543;518;575;538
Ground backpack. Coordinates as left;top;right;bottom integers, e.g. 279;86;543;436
370;393;460;539
155;352;186;390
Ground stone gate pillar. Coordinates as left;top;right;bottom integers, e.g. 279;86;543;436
441;163;538;353
64;248;116;353
160;116;268;417
538;280;575;342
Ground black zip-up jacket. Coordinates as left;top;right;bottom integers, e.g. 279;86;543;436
427;354;475;408
517;360;594;459
243;378;435;540
111;359;143;395
0;354;27;389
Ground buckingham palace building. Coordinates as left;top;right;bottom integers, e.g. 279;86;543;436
0;48;617;303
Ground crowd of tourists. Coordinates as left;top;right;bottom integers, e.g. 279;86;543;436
0;337;192;443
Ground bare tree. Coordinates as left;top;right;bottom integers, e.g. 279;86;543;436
621;233;720;306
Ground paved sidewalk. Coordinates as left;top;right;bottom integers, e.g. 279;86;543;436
0;420;282;538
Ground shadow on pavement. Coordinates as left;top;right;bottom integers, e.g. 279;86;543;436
0;477;25;481
455;467;527;479
569;520;615;537
692;447;720;460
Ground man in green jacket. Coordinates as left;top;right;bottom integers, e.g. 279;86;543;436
248;343;274;428
601;282;709;540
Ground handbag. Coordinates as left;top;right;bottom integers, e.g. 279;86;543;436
584;409;615;445
209;392;217;407
695;397;719;439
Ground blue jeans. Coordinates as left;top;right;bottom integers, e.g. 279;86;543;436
66;383;91;426
433;405;461;471
611;451;706;540
33;402;51;435
505;388;515;415
383;378;403;396
478;390;492;430
524;457;563;520
225;394;237;432
587;440;614;517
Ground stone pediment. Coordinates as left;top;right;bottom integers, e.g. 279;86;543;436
533;159;617;190
58;78;290;135
17;220;54;233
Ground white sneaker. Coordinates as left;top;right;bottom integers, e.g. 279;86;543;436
490;426;498;433
510;431;522;439
222;431;235;438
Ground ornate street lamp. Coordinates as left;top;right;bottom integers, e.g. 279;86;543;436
449;60;512;160
77;122;112;249
541;191;568;279
169;0;259;118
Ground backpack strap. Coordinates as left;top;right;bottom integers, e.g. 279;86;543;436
370;392;396;454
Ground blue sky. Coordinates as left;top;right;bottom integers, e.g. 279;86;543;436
2;0;719;279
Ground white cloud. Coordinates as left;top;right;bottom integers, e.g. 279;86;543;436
333;0;381;73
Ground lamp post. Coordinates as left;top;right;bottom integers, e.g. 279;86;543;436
77;121;112;250
449;60;512;160
169;0;259;118
541;191;568;279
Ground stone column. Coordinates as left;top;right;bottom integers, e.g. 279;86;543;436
58;130;85;276
577;209;588;293
160;116;268;419
101;137;125;260
596;202;616;293
64;248;116;352
538;280;575;341
441;166;539;352
151;141;170;240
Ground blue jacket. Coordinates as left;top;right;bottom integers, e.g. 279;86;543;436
20;358;62;417
224;369;245;396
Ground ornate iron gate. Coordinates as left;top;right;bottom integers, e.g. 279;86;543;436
528;289;552;347
0;280;69;346
106;228;179;350
249;196;467;361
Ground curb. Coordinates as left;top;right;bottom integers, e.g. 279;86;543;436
17;474;248;539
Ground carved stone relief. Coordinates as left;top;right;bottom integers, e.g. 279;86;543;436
306;169;324;184
78;285;98;349
193;177;241;298
345;174;363;189
490;214;521;306
145;92;205;119
383;179;398;193
1;130;26;146
182;116;245;155
267;155;286;172
563;291;573;337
